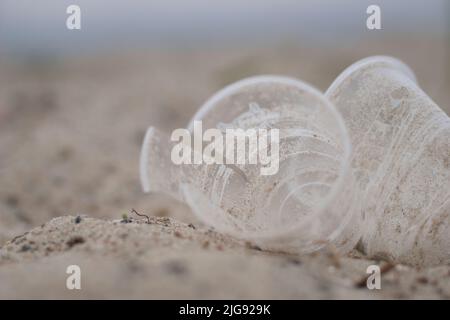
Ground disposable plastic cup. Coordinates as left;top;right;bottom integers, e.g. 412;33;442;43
140;76;362;254
326;56;450;265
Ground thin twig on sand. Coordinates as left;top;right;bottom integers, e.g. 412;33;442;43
131;208;150;224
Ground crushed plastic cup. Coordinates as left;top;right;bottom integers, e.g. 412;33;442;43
140;76;362;254
140;59;450;266
326;56;450;265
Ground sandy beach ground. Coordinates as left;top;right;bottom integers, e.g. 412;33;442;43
0;37;449;299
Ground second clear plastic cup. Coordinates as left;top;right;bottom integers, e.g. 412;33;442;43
326;56;450;265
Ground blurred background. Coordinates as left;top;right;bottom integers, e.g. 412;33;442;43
0;0;449;243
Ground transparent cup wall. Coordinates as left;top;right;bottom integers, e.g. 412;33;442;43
326;57;450;266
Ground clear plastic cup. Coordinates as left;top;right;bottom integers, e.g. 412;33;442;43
326;56;450;265
140;76;361;254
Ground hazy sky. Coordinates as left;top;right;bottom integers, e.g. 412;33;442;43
0;0;448;55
